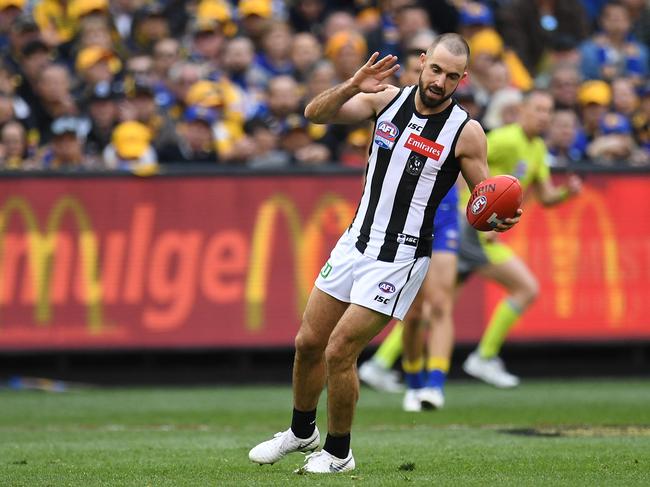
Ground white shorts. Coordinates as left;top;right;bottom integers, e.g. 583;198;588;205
314;231;430;320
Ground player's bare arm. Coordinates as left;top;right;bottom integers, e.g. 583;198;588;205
456;120;522;232
533;174;582;206
304;52;400;125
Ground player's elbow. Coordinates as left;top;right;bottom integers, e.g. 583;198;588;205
304;103;321;123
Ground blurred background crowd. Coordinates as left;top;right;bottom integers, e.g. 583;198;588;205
0;0;648;172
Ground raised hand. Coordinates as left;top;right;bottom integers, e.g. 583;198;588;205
350;52;400;94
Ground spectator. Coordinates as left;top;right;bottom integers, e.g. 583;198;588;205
467;28;533;109
243;116;290;168
238;0;274;47
611;77;639;117
75;46;121;87
620;0;650;50
151;37;180;82
123;79;177;153
129;3;170;54
497;0;590;74
158;105;218;164
110;0;145;42
84;80;121;157
254;20;294;81
188;17;226;74
578;79;612;142
457;1;493;41
0;119;28;169
548;63;582;110
15;39;53;115
631;83;650;152
392;3;431;58
288;0;329;35
305;59;336;101
76;14;116;52
125;53;155;86
325;30;367;82
588;111;649;166
0;0;26;51
3;13;41;75
103;120;158;174
278;112;330;166
33;63;78;145
222;36;266;118
291;32;322;82
580;1;649;83
482;88;524;131
34;116;100;170
546;109;585;166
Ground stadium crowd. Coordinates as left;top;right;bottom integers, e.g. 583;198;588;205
0;0;648;172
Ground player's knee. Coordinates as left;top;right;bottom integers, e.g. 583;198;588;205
294;327;326;360
521;277;540;306
429;294;452;322
324;338;354;372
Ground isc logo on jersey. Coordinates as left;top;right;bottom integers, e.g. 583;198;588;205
374;121;399;149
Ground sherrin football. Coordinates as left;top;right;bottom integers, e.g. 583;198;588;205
466;175;523;231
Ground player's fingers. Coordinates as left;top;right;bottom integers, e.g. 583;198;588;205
373;54;396;69
377;64;400;79
365;52;380;67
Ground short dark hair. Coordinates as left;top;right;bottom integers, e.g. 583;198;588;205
426;33;470;61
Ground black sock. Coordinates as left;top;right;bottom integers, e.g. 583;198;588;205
290;407;316;439
323;433;350;459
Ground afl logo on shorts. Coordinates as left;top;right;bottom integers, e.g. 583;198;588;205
471;195;488;215
374;121;399;149
378;281;396;293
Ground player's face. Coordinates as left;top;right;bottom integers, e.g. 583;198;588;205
418;45;467;109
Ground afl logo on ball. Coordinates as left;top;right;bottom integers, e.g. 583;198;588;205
471;195;488;215
378;281;396;293
374;121;399;149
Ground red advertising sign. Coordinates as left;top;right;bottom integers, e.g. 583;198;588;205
0;173;648;351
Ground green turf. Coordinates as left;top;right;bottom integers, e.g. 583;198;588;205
1;379;650;486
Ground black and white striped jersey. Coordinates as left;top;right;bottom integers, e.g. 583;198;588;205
349;85;470;263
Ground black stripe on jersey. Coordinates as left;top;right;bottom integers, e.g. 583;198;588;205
390;259;417;317
416;115;470;258
376;105;452;261
356;89;415;254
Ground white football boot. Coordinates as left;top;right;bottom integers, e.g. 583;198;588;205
418;387;445;410
402;389;422;412
358;360;405;393
249;427;320;464
295;449;355;474
462;351;520;388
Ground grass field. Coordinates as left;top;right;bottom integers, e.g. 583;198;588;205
2;379;650;486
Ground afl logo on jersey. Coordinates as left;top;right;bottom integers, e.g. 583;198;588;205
378;281;396;293
471;195;488;214
374;121;399;149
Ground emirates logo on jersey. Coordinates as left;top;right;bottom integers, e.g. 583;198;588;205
404;133;444;160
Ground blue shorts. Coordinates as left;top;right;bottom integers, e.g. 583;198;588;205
432;185;460;254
